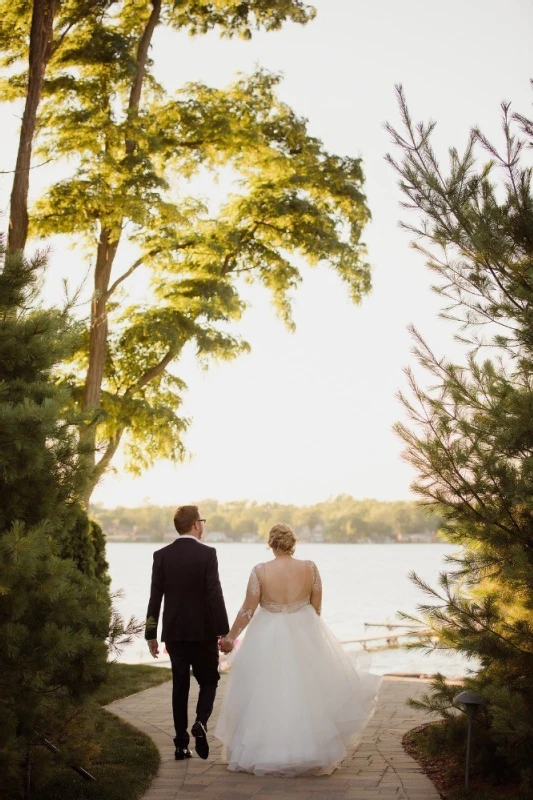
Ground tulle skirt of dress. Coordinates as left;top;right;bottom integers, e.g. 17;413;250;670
214;605;382;776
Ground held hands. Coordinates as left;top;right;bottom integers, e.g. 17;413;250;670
218;635;234;654
147;639;159;659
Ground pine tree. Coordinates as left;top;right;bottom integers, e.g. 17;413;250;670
387;88;533;789
0;241;110;796
0;240;108;581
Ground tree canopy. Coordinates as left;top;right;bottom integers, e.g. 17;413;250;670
1;1;372;504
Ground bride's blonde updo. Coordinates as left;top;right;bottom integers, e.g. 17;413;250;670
268;523;297;556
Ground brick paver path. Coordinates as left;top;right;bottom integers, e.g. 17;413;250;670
105;674;441;800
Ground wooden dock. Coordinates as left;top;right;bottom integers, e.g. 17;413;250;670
340;622;430;651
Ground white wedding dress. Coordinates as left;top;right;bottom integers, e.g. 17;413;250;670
214;559;381;776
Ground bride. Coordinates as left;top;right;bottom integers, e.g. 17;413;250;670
214;523;382;777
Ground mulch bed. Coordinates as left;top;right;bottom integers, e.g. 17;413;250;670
402;723;525;800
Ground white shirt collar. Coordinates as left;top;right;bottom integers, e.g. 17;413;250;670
176;534;200;542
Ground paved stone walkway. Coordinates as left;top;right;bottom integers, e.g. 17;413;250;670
105;674;441;800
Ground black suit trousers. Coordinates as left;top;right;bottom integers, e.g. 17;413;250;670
166;638;220;745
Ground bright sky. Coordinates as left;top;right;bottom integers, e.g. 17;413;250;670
1;0;532;508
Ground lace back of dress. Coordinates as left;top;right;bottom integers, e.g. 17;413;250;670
256;561;315;614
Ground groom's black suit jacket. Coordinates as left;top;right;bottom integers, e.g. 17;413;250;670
145;537;229;642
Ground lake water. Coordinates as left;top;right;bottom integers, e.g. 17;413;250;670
108;541;478;677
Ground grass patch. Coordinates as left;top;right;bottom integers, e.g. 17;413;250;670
32;663;172;800
94;662;172;706
403;723;525;800
33;708;159;800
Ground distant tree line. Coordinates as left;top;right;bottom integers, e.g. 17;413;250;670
90;496;442;543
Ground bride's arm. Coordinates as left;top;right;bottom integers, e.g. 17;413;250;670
221;566;261;647
310;561;322;616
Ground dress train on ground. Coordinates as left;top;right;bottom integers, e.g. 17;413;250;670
215;603;381;777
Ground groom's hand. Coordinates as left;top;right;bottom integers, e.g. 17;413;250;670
219;637;234;654
147;639;159;659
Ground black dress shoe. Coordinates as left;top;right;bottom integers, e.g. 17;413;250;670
191;721;209;759
175;747;192;761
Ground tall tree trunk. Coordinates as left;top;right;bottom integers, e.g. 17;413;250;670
80;1;162;506
8;0;57;253
125;0;162;154
82;228;119;411
81;428;125;507
79;227;118;502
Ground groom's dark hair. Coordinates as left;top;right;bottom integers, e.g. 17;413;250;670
174;505;200;534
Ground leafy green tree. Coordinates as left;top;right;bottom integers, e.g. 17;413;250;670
1;0;114;252
208;512;233;534
0;241;110;796
388;87;533;788
233;517;258;535
2;1;371;504
6;0;56;252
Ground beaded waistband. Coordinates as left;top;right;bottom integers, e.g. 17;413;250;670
260;597;311;614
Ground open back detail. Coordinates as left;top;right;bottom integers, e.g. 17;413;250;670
226;559;322;642
258;560;322;614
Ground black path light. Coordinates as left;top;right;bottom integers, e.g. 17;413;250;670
453;690;487;791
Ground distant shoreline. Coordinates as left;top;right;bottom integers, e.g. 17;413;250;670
93;497;442;546
106;538;445;545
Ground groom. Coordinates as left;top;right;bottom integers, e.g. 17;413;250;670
145;505;230;760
